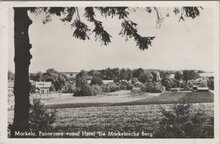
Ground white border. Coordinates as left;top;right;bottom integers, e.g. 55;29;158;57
0;1;219;144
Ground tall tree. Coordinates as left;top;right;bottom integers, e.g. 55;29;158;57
12;7;202;136
174;71;183;80
183;70;200;87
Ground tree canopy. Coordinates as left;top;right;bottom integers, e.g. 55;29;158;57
29;7;202;50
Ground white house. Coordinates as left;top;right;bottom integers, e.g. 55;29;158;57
8;81;14;94
103;80;114;84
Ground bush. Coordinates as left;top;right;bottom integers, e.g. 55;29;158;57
155;104;214;138
91;76;103;86
141;82;164;93
91;85;102;95
119;80;133;90
102;83;121;92
161;78;173;91
62;83;75;93
73;84;99;96
29;98;57;134
74;74;101;96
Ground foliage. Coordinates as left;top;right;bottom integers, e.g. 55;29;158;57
30;68;68;91
155;104;214;138
207;77;214;90
151;71;161;82
161;78;174;91
182;70;200;84
30;72;43;81
62;82;75;93
91;76;103;86
74;84;98;96
29;7;202;50
131;77;139;84
141;81;164;93
91;84;102;95
74;72;100;96
138;71;153;83
133;68;153;83
29;98;57;133
174;71;183;80
119;80;133;90
159;71;170;80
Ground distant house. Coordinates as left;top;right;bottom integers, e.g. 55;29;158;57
196;87;209;91
8;81;14;94
103;80;114;85
35;82;52;94
187;78;209;91
62;72;78;79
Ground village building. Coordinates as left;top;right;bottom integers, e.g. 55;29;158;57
35;81;52;94
103;80;115;84
187;78;209;91
62;72;78;79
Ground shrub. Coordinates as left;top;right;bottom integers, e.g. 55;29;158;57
29;98;57;134
161;78;173;91
131;78;139;84
62;83;75;93
91;85;102;95
91;76;103;86
119;80;133;90
73;84;99;96
141;82;164;93
74;74;101;96
155;104;214;138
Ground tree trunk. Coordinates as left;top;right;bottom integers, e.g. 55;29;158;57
11;8;32;137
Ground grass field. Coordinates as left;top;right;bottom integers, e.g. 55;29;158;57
51;103;213;138
8;90;214;138
43;91;214;109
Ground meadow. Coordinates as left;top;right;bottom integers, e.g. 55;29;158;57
8;90;214;138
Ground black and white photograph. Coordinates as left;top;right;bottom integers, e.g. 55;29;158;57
0;1;219;144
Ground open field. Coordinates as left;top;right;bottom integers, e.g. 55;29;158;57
52;103;213;138
42;91;213;109
8;90;214;138
8;90;214;110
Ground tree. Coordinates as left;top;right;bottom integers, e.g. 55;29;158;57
12;7;202;135
138;71;153;83
112;68;120;82
182;70;200;87
151;71;161;82
30;72;43;81
119;68;128;80
87;70;100;77
174;71;183;80
91;76;103;86
54;75;66;91
159;71;170;80
161;78;174;91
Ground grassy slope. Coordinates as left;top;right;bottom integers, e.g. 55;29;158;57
129;91;214;105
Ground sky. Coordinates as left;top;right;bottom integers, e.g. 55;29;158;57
8;7;215;73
